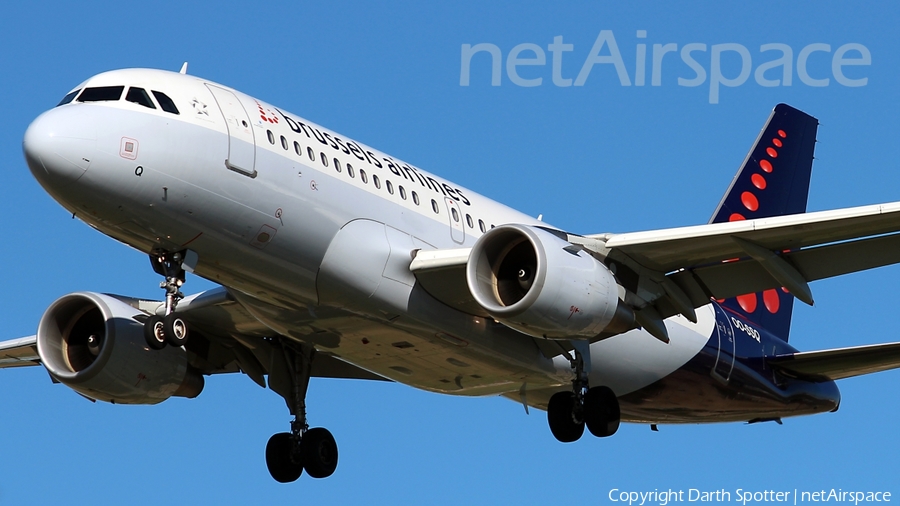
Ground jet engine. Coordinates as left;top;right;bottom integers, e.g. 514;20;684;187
36;292;204;404
466;224;630;339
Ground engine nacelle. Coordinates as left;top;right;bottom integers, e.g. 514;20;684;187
466;224;626;339
36;292;204;404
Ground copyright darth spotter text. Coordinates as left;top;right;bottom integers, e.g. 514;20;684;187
608;488;891;506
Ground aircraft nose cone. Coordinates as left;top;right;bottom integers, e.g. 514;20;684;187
23;107;97;186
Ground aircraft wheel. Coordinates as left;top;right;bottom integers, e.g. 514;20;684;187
164;312;189;347
584;386;620;438
143;315;167;350
302;427;338;478
266;432;303;483
547;391;585;443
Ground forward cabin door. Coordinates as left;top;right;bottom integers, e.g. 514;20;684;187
206;84;257;177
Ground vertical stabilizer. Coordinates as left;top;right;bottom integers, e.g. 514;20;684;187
710;104;818;341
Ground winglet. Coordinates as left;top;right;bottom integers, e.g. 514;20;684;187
179;62;189;75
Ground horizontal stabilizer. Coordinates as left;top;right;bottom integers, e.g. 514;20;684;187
767;342;900;381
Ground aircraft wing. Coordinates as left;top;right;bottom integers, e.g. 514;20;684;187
412;201;900;326
0;288;388;388
767;342;900;381
601;201;900;274
596;201;900;320
0;335;39;368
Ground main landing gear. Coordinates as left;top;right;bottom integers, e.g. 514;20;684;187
547;342;620;443
266;342;338;483
143;250;190;350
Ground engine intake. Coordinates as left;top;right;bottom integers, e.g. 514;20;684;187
37;292;203;404
466;224;630;339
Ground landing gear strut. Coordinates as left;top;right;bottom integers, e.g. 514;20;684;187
265;342;338;483
143;250;190;349
547;341;620;442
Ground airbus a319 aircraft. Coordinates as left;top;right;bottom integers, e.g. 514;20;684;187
5;65;900;483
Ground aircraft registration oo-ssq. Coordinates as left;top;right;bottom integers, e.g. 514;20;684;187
5;64;900;483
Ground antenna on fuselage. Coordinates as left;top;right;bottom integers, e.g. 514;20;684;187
179;62;188;75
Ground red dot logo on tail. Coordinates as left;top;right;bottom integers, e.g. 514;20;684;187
737;293;758;313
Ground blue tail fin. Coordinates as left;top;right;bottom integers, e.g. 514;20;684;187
710;104;818;341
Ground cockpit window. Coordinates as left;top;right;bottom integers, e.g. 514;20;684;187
152;91;179;115
125;87;156;109
76;86;125;102
57;89;80;107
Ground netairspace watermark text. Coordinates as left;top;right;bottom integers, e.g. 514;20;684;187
608;488;891;506
460;31;871;103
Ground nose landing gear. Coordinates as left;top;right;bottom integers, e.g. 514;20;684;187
144;315;167;350
142;250;191;349
546;341;621;442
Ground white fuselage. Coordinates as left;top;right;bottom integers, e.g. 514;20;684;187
24;68;711;414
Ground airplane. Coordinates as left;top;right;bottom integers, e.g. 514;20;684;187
4;65;900;484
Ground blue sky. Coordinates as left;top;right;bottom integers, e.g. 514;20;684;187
1;1;899;504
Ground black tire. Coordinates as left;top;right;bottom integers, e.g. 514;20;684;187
266;432;303;483
547;391;584;443
302;427;338;479
143;315;167;350
164;313;189;347
584;386;620;438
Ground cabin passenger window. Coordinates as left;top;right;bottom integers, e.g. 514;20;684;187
294;141;302;156
451;208;460;222
57;89;81;106
412;192;420;205
334;158;342;173
281;136;288;150
307;147;316;161
373;174;381;189
77;86;125;102
151;91;180;114
386;180;394;195
347;164;355;178
360;169;368;183
478;219;486;233
321;153;328;167
126;87;156;109
267;130;275;144
431;199;439;214
466;214;473;228
399;186;407;200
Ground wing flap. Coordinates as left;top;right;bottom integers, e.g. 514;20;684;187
667;232;900;304
768;342;900;381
